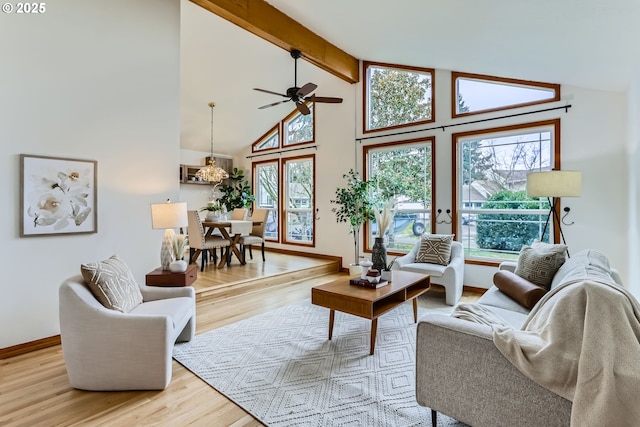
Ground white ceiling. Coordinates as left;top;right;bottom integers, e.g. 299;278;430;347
180;0;640;155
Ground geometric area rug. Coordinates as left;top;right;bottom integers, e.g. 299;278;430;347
173;298;469;426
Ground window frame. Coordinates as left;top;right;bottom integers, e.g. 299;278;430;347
252;159;280;242
251;124;280;153
281;154;316;247
362;137;436;255
363;61;436;134
452;119;561;266
451;71;560;119
282;102;315;147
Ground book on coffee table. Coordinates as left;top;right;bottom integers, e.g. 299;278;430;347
349;278;389;289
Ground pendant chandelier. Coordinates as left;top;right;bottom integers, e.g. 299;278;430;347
196;101;229;183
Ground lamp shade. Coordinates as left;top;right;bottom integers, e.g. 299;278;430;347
526;171;582;198
150;202;188;229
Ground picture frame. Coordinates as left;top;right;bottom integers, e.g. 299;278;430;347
20;154;98;237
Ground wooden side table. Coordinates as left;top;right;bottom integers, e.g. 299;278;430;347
145;263;198;287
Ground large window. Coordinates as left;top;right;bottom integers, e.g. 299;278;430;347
284;103;314;146
453;120;560;262
364;61;434;133
364;138;434;253
253;160;279;241
283;155;315;245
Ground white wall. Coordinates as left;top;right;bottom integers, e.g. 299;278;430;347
627;77;640;298
0;0;181;348
236;68;630;290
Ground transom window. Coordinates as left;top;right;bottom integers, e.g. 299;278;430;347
364;138;434;253
284;103;314;146
452;72;560;118
252;125;279;153
453;120;560;262
364;61;434;133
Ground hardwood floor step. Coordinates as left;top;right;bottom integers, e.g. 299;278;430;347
195;260;340;303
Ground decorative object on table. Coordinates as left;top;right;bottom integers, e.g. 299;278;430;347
151;200;188;270
381;257;396;281
218;167;255;212
195;101;229;184
169;233;188;272
526;170;581;252
330;169;374;273
20;154;97;237
349;277;389;289
372;197;396;271
365;268;382;283
200;201;223;221
359;257;373;279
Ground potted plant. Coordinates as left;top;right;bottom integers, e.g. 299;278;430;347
381;257;396;281
169;234;188;272
331;169;374;275
200;201;223;221
218;167;255;213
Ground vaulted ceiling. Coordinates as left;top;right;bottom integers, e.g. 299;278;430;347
180;0;640;155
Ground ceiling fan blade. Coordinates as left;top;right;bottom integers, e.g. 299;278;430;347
296;101;311;115
306;96;343;104
253;88;288;98
258;100;289;109
297;82;317;97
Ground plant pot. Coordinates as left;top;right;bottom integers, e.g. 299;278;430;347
381;270;393;281
169;259;188;273
371;237;388;272
348;264;362;277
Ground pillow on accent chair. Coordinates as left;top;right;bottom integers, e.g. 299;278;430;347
415;234;455;265
493;270;548;309
514;240;567;290
81;254;143;313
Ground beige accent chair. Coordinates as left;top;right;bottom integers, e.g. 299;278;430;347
230;208;247;220
187;210;230;271
239;208;268;262
393;240;464;305
59;277;195;391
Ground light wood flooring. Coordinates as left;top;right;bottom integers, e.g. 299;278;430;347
0;252;481;426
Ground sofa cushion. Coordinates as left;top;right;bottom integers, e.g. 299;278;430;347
515;241;567;289
129;297;193;331
396;262;447;278
415;234;454;265
81;254;143;313
493;270;547;309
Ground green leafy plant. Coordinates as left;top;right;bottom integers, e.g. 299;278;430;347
218;167;255;212
330;169;374;266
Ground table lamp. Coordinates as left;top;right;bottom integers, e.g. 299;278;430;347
151;200;188;270
526;170;581;248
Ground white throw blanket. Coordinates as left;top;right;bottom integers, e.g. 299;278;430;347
489;278;640;427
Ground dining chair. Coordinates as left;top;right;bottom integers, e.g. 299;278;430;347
230;208;247;220
239;208;268;262
187;210;230;271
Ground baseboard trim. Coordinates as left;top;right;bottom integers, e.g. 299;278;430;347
0;335;61;360
264;247;343;265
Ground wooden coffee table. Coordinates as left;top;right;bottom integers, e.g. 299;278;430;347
311;270;430;355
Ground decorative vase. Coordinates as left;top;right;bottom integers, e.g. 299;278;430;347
205;211;219;221
381;270;393;281
348;264;362;277
360;258;373;279
371;237;387;272
169;259;188;273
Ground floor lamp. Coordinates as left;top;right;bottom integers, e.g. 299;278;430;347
526;170;582;250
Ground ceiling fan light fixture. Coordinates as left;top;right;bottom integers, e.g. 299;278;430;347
196;101;229;183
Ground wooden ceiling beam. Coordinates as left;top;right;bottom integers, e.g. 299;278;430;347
189;0;360;84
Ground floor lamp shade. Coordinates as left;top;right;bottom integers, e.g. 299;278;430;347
151;202;188;270
526;171;582;198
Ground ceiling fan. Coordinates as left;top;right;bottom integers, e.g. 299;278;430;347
254;49;343;115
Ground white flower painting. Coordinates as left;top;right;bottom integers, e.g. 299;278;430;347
21;155;97;236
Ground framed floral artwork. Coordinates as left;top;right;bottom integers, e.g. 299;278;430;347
20;154;97;237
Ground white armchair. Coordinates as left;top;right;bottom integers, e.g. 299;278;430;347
59;275;195;391
393;240;464;305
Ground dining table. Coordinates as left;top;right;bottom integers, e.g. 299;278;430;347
202;219;259;267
